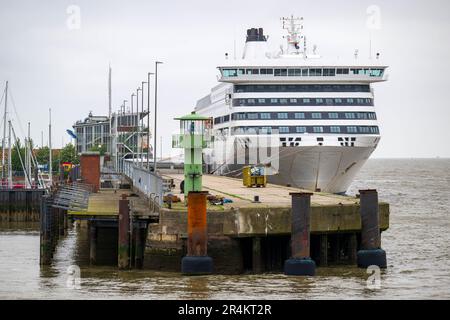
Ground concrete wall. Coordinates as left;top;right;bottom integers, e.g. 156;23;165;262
143;202;389;273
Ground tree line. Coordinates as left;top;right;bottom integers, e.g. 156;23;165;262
6;140;79;173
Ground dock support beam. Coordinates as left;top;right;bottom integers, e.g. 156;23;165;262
40;195;53;265
89;221;97;265
134;227;145;269
58;208;65;236
252;237;263;273
357;189;387;268
348;233;357;264
320;234;328;266
118;194;130;269
284;192;316;276
181;191;213;275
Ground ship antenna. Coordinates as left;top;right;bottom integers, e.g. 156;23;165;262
281;15;304;54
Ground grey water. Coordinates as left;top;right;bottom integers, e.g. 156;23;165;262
1;159;449;299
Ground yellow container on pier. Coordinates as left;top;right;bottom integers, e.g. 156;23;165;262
242;166;267;188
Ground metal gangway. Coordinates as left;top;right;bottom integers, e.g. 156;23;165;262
52;182;93;211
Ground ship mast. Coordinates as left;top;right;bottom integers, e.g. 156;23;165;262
281;15;305;56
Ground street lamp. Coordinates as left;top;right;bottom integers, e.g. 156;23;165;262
131;93;136;162
147;72;154;170
141;81;147;168
123;100;127;114
122;100;127;172
136;87;142;166
154;61;163;172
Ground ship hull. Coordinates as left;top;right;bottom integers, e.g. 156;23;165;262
206;145;375;194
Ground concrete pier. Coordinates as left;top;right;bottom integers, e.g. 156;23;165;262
144;173;390;274
60;170;390;274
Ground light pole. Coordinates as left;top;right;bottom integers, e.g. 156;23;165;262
141;81;147;168
147;72;154;170
136;87;142;166
154;61;163;173
123;100;127;115
122;100;127;172
131;93;136;163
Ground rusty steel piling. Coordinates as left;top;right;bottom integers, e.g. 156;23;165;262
284;192;316;276
357;189;387;268
181;191;213;275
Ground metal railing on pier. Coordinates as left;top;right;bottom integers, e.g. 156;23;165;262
121;160;164;207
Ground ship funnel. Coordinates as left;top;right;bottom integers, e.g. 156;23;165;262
242;27;269;59
246;28;267;42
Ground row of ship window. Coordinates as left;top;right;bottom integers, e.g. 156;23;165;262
213;112;377;124
233;97;373;107
234;84;371;93
222;68;384;78
216;126;380;135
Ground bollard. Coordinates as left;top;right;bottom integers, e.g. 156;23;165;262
357;189;387;268
118;194;130;269
181;191;213;275
284;192;316;276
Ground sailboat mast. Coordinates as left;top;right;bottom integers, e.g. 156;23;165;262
7;120;12;188
2;81;8;183
49;108;52;185
26;122;31;188
108;65;112;153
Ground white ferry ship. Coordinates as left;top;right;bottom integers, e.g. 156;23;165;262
195;16;388;194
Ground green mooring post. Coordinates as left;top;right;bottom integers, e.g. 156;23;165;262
173;112;212;199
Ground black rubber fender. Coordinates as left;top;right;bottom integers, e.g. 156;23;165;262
284;258;316;276
357;249;387;268
181;256;213;275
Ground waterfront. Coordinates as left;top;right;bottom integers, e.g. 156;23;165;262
0;158;449;299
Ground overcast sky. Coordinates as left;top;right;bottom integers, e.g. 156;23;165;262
0;0;449;158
